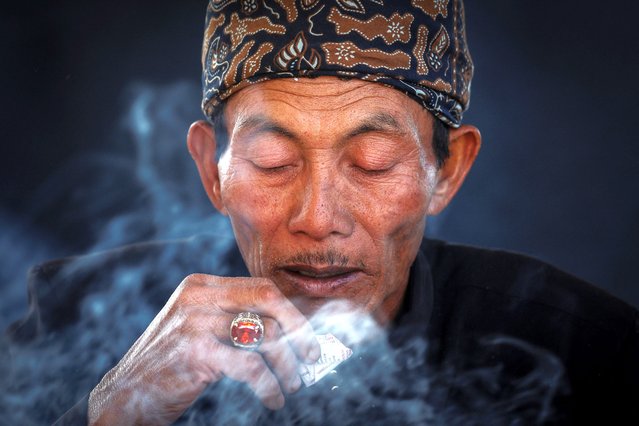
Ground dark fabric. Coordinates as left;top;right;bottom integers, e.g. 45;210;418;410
422;240;639;424
201;0;473;127
7;237;639;424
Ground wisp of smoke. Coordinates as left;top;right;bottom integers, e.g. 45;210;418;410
0;81;566;425
180;305;566;425
0;81;233;424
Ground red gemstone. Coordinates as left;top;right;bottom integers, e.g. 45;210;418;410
231;319;263;347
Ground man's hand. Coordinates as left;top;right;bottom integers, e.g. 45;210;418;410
87;274;320;425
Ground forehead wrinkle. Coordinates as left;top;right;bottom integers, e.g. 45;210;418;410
266;78;375;99
244;81;394;112
228;80;428;154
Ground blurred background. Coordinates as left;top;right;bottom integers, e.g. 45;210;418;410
2;0;638;331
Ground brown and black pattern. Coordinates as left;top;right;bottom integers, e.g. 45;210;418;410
202;0;473;127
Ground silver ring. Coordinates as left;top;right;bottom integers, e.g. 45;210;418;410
230;312;265;350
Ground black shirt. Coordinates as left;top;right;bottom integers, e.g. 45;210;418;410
5;236;639;424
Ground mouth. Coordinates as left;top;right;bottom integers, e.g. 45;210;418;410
278;265;363;297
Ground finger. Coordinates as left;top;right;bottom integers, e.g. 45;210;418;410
248;290;320;364
209;313;303;394
194;276;320;363
241;280;313;338
259;318;303;394
208;341;285;410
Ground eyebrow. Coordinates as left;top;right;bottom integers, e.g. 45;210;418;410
345;112;407;140
233;111;407;145
234;114;297;141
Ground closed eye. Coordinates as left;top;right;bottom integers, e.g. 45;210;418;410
252;162;295;174
352;164;395;175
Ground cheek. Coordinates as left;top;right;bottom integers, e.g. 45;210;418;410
382;186;428;263
219;175;289;253
352;173;431;281
355;175;431;241
388;184;428;221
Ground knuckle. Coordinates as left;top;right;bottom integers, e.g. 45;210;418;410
176;274;223;305
175;275;200;298
181;273;206;287
182;273;202;285
254;283;280;305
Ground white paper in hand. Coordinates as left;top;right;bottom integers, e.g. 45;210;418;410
299;333;352;387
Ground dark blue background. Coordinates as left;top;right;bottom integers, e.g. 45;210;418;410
1;0;638;327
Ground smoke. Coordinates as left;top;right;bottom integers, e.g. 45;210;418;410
0;81;566;425
177;309;567;425
0;80;234;424
0;210;57;330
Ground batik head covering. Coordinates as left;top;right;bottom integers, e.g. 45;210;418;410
201;0;473;127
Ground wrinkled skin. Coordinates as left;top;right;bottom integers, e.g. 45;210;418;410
88;77;480;424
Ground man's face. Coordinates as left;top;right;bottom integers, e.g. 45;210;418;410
210;77;443;324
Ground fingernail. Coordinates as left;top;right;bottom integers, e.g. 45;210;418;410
289;374;302;393
307;343;321;363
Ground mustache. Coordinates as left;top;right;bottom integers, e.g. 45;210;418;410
281;248;365;269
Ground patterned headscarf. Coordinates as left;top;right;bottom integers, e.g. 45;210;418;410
201;0;473;127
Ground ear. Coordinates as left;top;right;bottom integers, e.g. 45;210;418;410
186;120;228;215
427;124;481;215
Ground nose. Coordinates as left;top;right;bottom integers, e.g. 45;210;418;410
288;168;354;240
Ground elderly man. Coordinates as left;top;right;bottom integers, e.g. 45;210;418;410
18;0;634;424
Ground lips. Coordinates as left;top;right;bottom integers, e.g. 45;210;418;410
278;265;363;297
287;265;359;278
